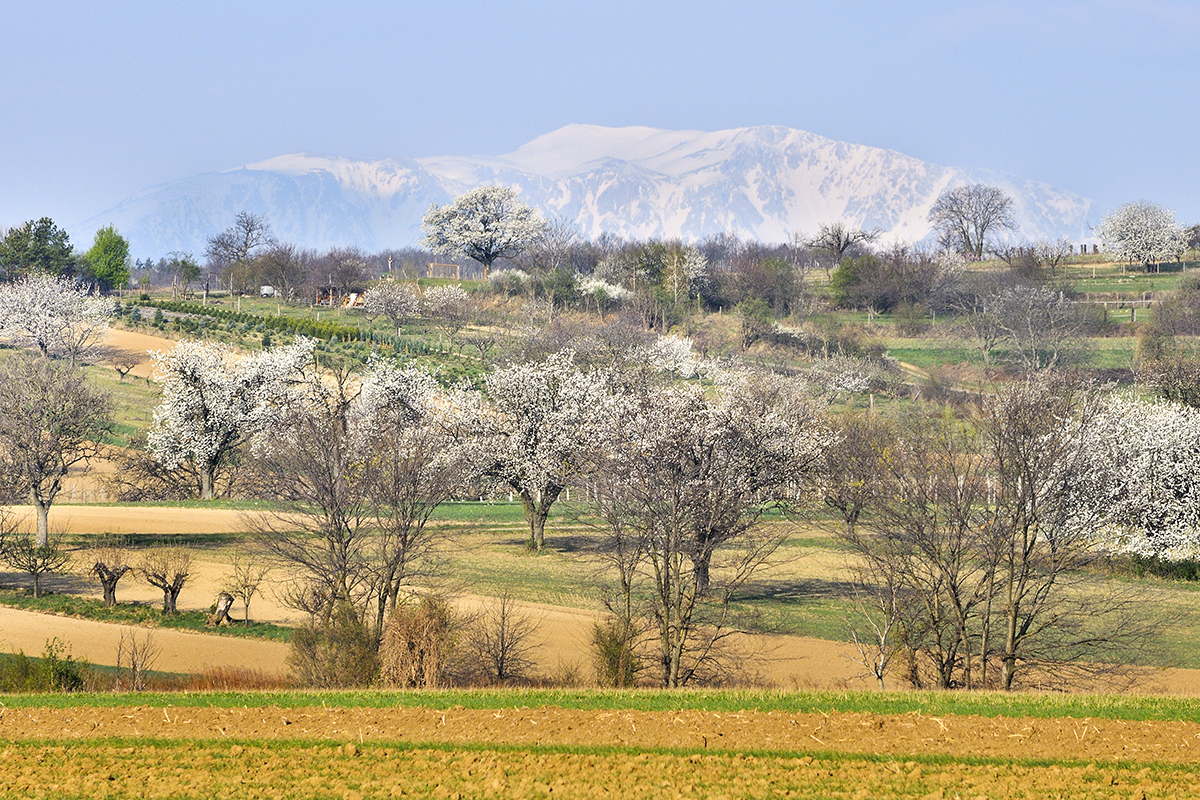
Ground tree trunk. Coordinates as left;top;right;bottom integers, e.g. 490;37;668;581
32;495;50;548
200;464;215;501
692;555;711;598
102;581;117;607
163;588;178;614
520;487;562;551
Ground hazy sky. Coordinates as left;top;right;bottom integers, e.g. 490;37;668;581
2;0;1197;237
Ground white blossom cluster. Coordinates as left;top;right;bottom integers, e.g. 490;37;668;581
421;186;546;268
1088;394;1200;559
577;275;631;301
0;272;114;364
422;284;470;318
362;282;421;323
1096;201;1188;267
487;269;531;293
636;334;705;378
481;349;609;495
148;337;315;487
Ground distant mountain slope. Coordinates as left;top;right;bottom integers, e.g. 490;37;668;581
76;124;1096;256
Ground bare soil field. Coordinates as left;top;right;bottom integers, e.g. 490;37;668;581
4;705;1200;798
103;327;178;378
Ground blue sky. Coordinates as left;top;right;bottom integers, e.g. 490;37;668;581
2;0;1197;239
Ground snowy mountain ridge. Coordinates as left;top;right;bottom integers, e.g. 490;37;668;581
78;124;1097;256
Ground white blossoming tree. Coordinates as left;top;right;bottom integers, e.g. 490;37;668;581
1096;200;1188;273
147;337;315;500
478;350;607;551
362;281;421;329
0;272;115;366
1089;395;1200;559
421;186;546;279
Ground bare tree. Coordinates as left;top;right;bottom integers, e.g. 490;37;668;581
222;548;271;624
205;212;275;294
820;410;891;536
255;241;308;303
0;352;112;546
982;378;1145;690
139;546;193;614
115;629;158;692
987;285;1088;371
92;538;133;607
464;591;541;685
929;184;1017;259
841;409;997;689
807;221;880;262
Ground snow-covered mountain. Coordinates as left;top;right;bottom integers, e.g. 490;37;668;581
77;124;1096;256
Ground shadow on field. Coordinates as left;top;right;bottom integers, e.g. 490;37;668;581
738;578;857;607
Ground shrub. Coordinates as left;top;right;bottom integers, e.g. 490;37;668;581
288;601;377;688
0;638;92;693
591;618;641;688
377;596;456;688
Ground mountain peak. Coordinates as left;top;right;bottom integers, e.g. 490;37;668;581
76;125;1096;255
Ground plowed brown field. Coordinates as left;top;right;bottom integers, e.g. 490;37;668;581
4;705;1200;798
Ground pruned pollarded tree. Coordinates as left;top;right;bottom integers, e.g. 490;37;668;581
1096;200;1188;273
929;183;1017;260
421;186;546;279
0;352;112;546
0;272;115;367
92;538;133;607
147;337;314;499
477;350;608;551
140;546;193;614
